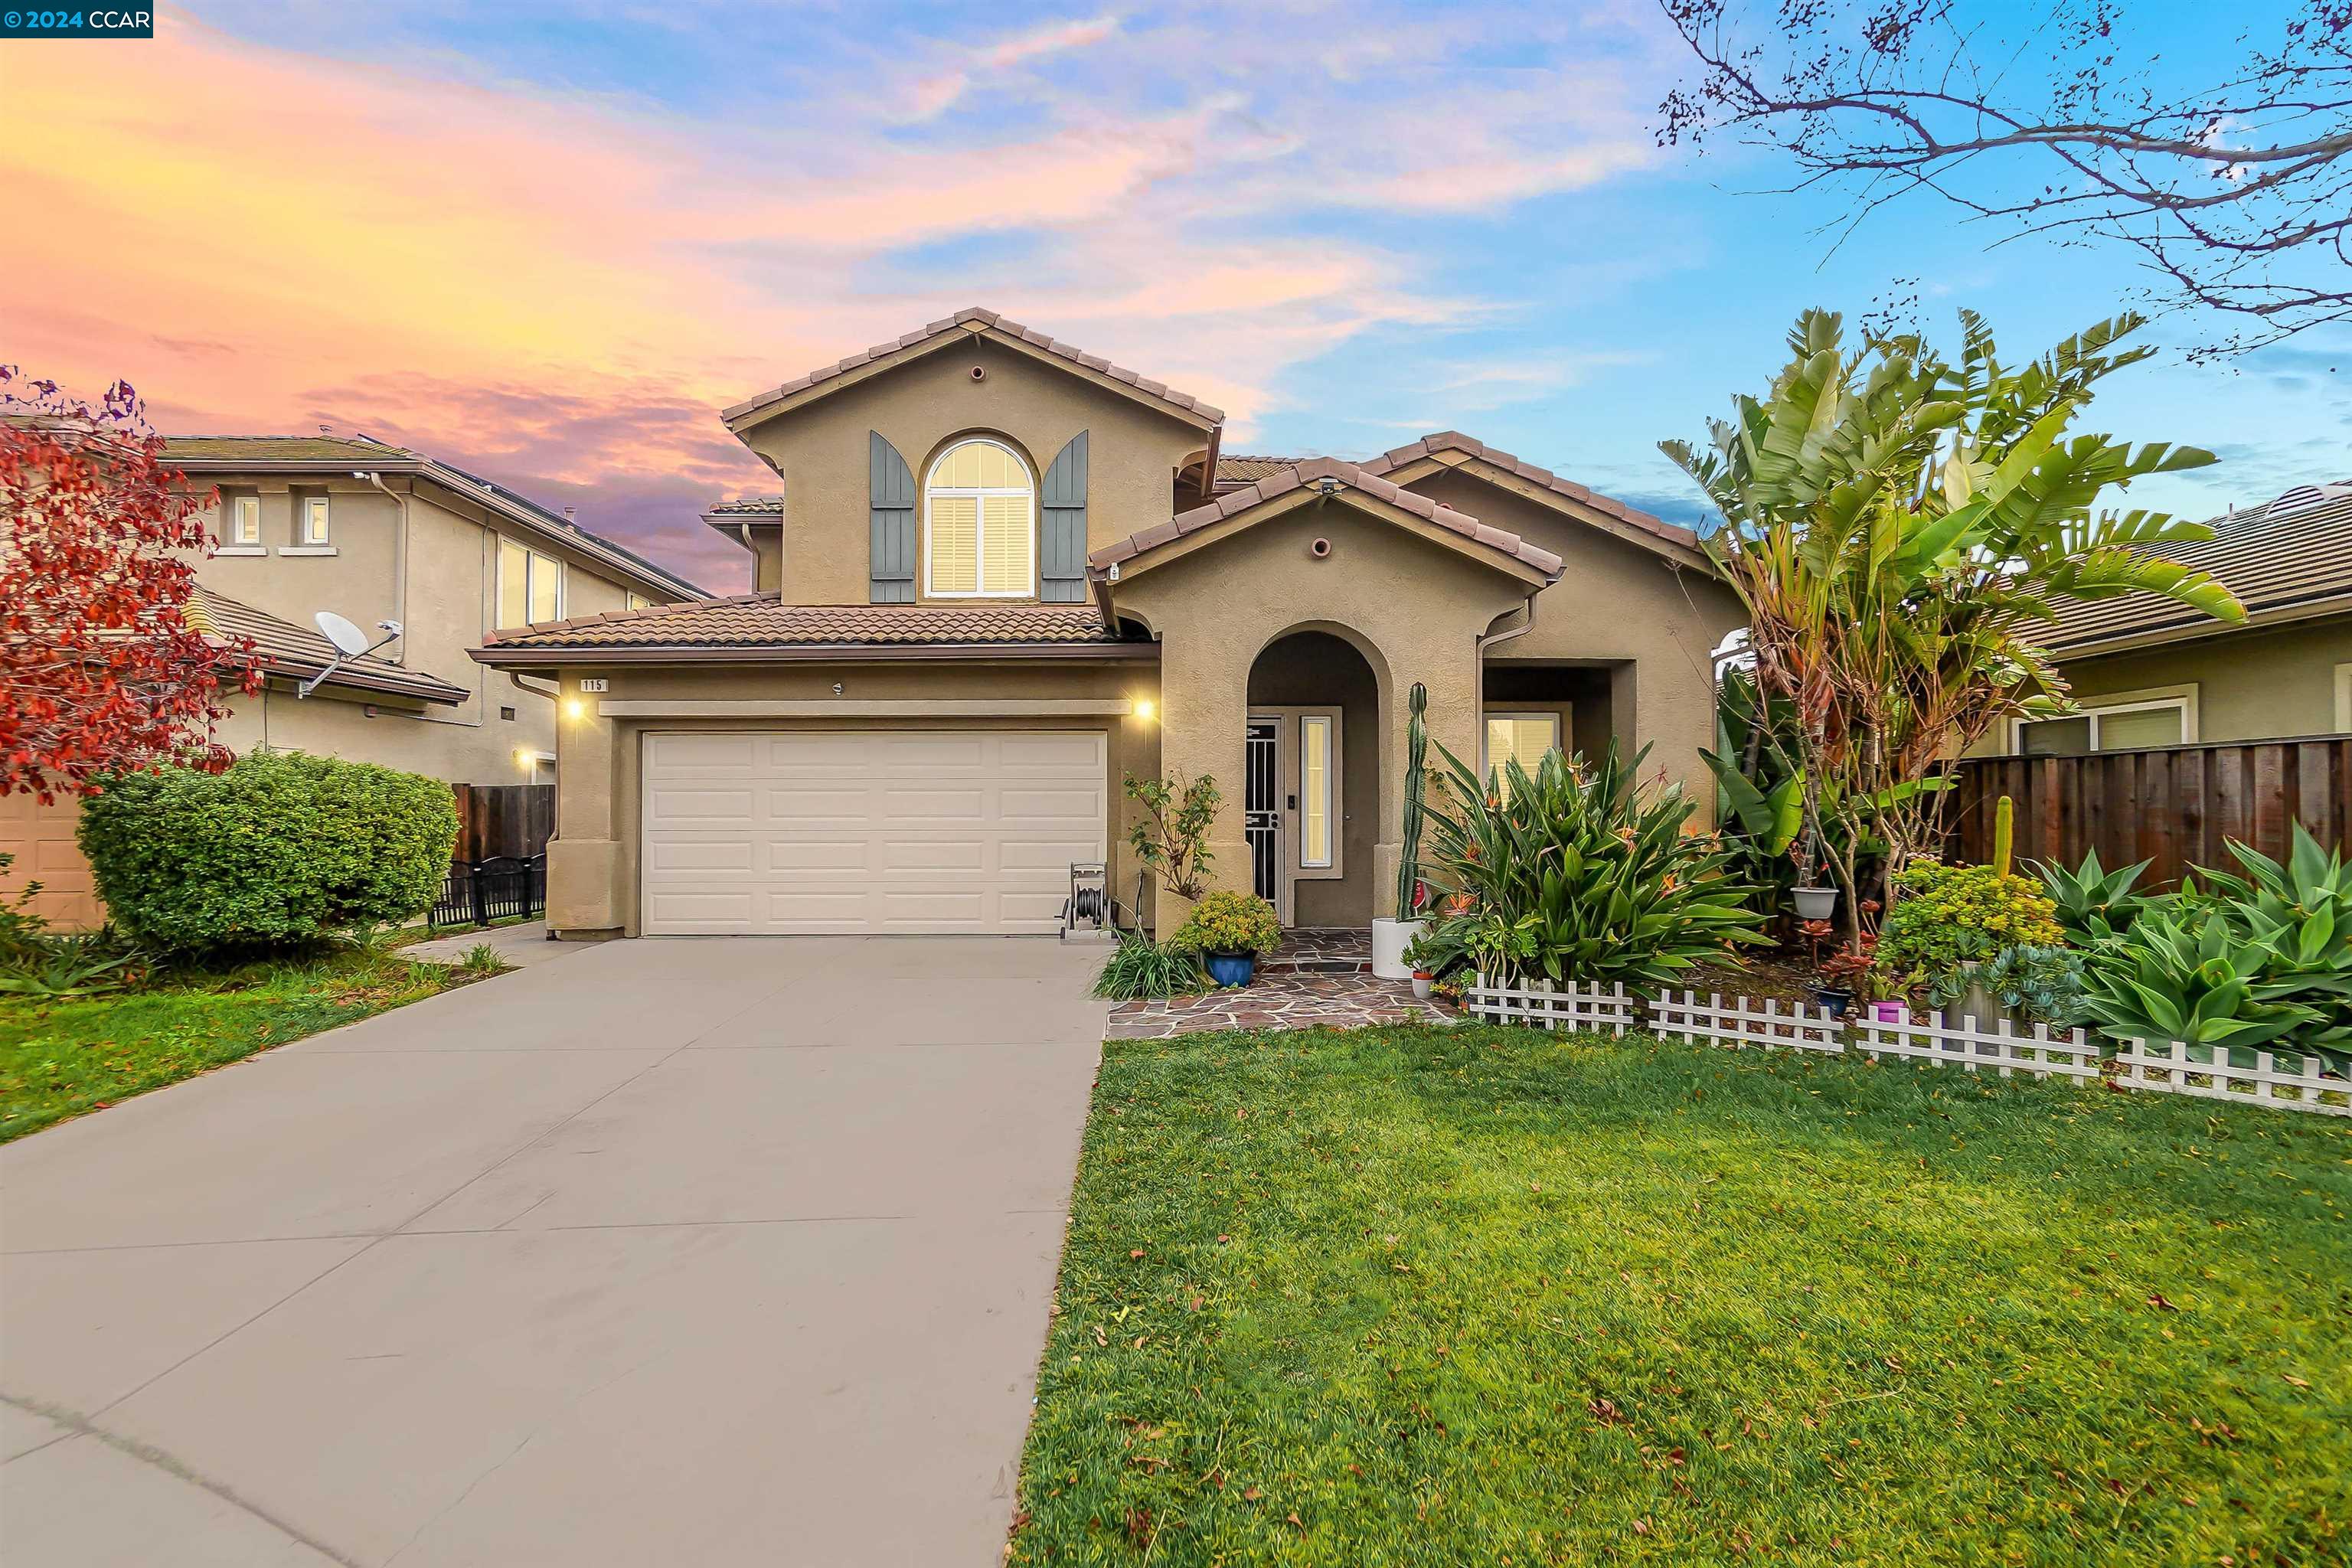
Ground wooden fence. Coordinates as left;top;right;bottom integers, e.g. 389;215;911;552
1945;737;2352;889
450;782;554;863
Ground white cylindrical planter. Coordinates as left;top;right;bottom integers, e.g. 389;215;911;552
1371;916;1424;980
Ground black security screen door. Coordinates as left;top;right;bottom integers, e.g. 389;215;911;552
1245;718;1279;905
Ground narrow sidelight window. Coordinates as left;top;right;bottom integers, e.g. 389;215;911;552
228;495;260;545
300;495;331;545
1301;714;1332;868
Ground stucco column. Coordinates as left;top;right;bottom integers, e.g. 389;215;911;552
1150;630;1251;930
547;677;623;936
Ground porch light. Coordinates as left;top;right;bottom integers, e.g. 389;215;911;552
1132;697;1157;722
515;748;535;769
564;697;586;720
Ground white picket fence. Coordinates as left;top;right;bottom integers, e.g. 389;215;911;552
1462;978;2349;1117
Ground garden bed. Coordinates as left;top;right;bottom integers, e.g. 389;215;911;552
0;947;500;1142
1014;1023;2348;1564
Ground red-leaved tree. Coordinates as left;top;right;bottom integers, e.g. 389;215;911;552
1;369;263;803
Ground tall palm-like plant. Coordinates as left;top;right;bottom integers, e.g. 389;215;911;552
1665;309;2243;936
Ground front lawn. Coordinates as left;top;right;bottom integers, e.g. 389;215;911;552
1016;1024;2349;1566
0;948;491;1143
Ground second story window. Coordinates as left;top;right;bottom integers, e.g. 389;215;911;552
925;437;1033;597
227;495;261;547
498;538;565;627
299;495;332;546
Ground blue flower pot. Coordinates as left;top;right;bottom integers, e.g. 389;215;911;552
1205;952;1256;988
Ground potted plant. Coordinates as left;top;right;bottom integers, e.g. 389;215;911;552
1374;683;1431;978
1169;890;1282;988
1400;928;1439;1001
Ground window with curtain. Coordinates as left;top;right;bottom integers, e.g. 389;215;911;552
926;438;1034;597
1485;713;1561;791
498;538;564;627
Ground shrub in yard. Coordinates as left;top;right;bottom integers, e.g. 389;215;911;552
1418;740;1766;988
1091;932;1207;1000
77;752;459;952
1875;860;2062;990
1165;890;1281;959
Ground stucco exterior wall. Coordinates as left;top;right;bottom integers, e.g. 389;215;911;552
1402;469;1744;825
735;335;1206;605
188;479;664;784
540;658;1161;937
1116;498;1534;920
1962;615;2352;756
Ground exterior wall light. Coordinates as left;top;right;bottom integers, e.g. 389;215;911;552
1133;698;1157;722
564;697;586;720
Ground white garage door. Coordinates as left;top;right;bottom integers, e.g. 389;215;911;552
640;729;1106;935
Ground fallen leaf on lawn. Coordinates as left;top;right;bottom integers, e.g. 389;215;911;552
1131;1249;1146;1259
1632;1517;1651;1535
2283;1374;2311;1388
1242;1486;1261;1501
1093;1325;1108;1347
2147;1292;2177;1312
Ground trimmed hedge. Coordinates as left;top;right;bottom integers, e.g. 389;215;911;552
78;752;461;951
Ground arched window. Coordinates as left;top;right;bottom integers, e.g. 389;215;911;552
926;437;1034;598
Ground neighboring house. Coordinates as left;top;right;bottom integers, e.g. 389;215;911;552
1990;481;2352;756
0;435;704;928
475;307;1743;939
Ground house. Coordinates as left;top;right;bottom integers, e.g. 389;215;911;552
0;436;704;928
472;308;1744;939
1997;482;2352;755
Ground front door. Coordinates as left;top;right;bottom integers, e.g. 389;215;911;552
1244;717;1283;922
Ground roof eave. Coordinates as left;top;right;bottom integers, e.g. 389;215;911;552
2047;593;2352;661
471;639;1158;667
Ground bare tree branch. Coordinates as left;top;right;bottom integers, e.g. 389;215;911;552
1657;0;2352;357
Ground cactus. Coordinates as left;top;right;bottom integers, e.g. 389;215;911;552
1395;682;1429;916
1992;794;2014;878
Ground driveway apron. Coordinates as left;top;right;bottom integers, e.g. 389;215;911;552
0;936;1110;1566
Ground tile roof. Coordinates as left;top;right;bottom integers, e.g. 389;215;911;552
2046;481;2352;653
1089;456;1564;578
163;436;707;602
706;496;787;516
191;588;469;704
1214;454;1302;485
479;595;1132;652
721;307;1224;429
1358;432;1703;553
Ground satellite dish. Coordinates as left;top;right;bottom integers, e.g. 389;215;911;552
315;610;371;657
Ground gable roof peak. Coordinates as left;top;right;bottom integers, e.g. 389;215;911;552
721;309;1223;432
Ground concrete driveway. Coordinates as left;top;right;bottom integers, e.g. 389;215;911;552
1;936;1110;1566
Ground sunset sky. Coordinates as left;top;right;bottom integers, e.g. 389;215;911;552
7;1;2343;594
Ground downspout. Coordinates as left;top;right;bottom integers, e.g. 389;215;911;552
508;671;559;701
1475;588;1542;750
360;470;407;663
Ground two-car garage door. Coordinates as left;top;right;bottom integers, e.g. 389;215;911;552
640;730;1106;935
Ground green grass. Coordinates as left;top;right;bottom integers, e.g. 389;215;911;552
1015;1024;2350;1566
0;949;488;1143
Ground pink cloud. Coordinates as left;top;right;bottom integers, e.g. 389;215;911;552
7;8;1679;592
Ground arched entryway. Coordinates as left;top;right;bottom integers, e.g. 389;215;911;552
1244;629;1382;928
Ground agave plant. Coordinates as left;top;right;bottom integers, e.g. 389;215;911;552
2034;847;2153;942
1418;739;1767;990
2077;906;2322;1057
